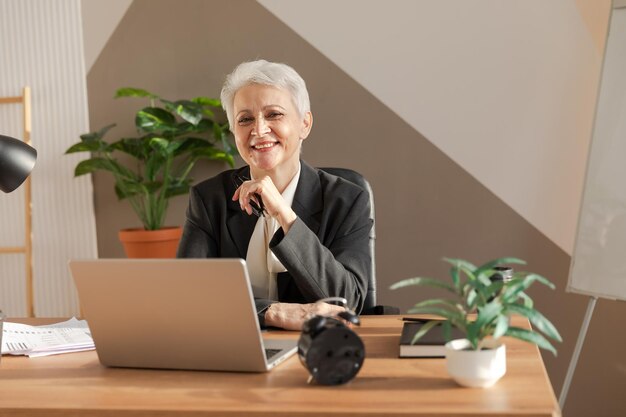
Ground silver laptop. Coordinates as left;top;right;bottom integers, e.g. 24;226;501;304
69;258;297;372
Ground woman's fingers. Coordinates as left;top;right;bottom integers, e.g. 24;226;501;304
232;176;283;217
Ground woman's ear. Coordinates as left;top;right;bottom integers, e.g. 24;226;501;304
300;112;313;140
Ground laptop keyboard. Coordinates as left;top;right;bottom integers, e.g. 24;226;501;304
265;348;282;360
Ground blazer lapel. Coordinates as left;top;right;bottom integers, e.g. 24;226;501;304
226;166;258;258
291;161;323;236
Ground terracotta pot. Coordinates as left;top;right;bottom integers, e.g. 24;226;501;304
118;227;183;258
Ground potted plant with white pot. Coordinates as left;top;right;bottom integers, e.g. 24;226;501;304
391;257;562;388
66;87;236;258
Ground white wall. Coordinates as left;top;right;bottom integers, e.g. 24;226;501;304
258;0;608;254
0;0;98;316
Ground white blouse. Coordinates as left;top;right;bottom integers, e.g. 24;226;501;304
246;163;301;300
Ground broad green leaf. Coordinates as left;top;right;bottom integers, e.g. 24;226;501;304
165;180;193;198
74;158;113;176
390;277;456;293
136;107;177;133
213;122;223;141
191;96;221;107
149;137;170;153
192;148;235;167
175;137;214;156
145;152;165;181
505;326;557;356
79;124;116;143
163;99;203;126
110;138;147;160
194;118;215;132
115;87;158;99
65;141;103;154
114;179;149;199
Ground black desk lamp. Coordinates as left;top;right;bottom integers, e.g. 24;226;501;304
0;134;37;193
0;134;36;360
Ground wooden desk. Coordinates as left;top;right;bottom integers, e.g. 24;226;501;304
0;316;560;417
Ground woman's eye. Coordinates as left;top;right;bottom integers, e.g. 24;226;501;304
237;117;253;125
266;112;283;119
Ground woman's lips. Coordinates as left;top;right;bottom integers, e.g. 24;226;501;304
251;141;278;151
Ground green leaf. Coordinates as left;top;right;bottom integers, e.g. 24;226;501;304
466;289;478;309
412;298;462;312
493;315;509;339
65;141;103;154
109;138;148;160
194;118;215;132
442;257;477;272
505;304;562;342
149;137;170;154
115;87;158;99
519;291;534;309
74;158;114;176
475;257;526;277
78;124;116;143
505;326;557;356
135;107;177;133
162;99;203;126
165;180;193;198
468;301;502;340
191;96;221;107
192;148;235;167
406;306;466;328
502;274;555;303
173;137;213;157
114;180;149;199
409;320;442;345
390;277;456;293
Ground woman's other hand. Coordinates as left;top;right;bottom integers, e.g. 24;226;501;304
264;302;346;331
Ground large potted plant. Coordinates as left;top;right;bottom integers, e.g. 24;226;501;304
391;257;562;388
66;87;236;258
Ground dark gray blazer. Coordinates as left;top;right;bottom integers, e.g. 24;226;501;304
177;161;373;325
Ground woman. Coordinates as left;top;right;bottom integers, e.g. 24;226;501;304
177;60;373;330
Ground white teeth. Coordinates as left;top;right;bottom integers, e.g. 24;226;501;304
253;142;276;149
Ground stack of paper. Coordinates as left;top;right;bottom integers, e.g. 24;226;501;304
1;317;94;357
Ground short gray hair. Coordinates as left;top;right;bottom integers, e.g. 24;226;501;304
220;59;311;129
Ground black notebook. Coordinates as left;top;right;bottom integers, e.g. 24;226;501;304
399;321;465;358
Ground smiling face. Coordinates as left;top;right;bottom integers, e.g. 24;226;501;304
233;83;312;184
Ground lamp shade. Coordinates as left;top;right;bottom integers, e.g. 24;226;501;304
0;134;37;193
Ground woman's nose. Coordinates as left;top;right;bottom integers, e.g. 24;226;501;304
252;116;270;137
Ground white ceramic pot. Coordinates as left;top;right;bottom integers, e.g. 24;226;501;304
444;338;506;388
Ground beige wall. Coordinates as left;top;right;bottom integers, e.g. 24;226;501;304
259;0;609;255
80;0;132;72
85;0;625;415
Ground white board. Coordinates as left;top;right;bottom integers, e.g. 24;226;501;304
568;8;626;301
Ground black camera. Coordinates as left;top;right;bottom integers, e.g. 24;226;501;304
298;297;365;385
